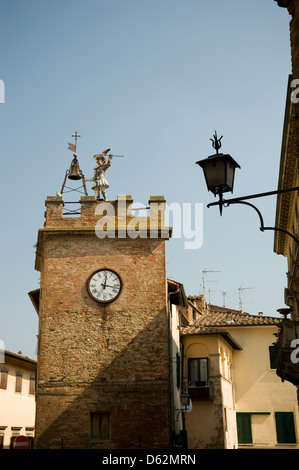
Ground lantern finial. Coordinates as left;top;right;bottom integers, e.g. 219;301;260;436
210;131;223;155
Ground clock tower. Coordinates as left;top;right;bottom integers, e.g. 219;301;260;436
33;187;174;449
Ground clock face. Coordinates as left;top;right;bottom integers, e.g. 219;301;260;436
87;269;122;304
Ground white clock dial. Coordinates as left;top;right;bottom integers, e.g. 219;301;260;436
87;269;122;304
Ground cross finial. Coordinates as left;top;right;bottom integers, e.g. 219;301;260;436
72;131;81;150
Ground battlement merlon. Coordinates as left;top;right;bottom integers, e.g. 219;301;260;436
43;194;169;227
35;194;172;271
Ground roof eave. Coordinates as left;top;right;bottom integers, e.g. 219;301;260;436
181;329;243;350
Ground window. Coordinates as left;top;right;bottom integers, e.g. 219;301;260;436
269;345;278;369
275;412;296;444
10;429;21;449
236;413;252;444
188;358;208;387
26;436;34;449
90;412;110;440
10;436;16;449
0;368;8;390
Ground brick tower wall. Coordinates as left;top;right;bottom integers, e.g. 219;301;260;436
34;196;172;449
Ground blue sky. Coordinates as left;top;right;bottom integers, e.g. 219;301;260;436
0;0;292;359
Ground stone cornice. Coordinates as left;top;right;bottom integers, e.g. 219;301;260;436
274;76;298;256
34;225;172;272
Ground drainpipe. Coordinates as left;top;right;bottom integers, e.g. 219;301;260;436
168;288;180;448
180;340;187;437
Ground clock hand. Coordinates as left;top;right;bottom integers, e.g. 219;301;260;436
102;272;107;288
101;283;118;289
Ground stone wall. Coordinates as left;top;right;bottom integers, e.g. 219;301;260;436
34;196;172;449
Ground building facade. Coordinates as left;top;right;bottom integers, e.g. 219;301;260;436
167;279;189;447
180;298;299;449
273;0;299;387
31;193;191;449
0;350;36;449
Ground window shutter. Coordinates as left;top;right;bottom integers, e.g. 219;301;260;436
90;412;110;440
236;413;252;444
0;369;8;390
29;376;35;395
269;345;278;369
275;412;296;444
15;373;22;393
100;413;110;439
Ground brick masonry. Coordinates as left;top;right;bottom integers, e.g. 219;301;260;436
34;196;172;449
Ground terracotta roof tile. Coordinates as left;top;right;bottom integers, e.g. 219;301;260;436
183;309;281;330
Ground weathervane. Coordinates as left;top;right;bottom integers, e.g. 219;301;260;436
67;131;81;154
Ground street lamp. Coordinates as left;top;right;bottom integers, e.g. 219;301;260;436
174;392;191;448
175;392;191;421
196;132;299;244
196;131;240;214
180;392;191;408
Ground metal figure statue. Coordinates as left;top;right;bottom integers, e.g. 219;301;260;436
85;148;112;201
86;148;124;201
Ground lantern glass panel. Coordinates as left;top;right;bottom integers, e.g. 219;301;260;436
226;162;235;192
181;394;191;407
203;159;226;194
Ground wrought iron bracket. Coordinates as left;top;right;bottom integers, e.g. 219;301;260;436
207;186;299;245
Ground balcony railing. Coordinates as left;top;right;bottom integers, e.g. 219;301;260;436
188;381;214;401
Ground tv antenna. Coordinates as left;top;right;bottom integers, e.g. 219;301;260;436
238;285;253;311
208;289;229;307
201;268;221;296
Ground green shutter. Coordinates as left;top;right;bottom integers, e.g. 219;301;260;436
275;412;296;444
269;345;278;369
237;413;252;444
